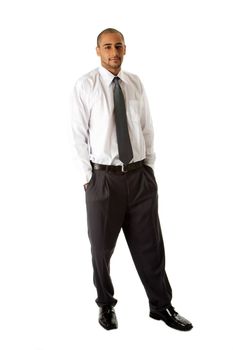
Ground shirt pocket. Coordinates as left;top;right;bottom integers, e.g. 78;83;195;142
127;99;141;123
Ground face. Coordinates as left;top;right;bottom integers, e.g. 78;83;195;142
96;32;126;75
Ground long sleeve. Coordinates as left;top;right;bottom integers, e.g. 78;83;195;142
71;81;92;184
140;84;156;170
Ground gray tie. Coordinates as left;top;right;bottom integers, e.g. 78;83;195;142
113;77;133;165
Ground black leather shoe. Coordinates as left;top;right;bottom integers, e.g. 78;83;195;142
150;305;193;331
99;305;118;330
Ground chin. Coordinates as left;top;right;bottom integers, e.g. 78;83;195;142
110;63;121;69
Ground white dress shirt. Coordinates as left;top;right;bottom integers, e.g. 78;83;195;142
72;66;155;184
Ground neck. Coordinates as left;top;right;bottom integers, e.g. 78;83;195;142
101;64;121;76
109;68;120;76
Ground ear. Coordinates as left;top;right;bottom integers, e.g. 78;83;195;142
124;45;126;55
96;46;100;56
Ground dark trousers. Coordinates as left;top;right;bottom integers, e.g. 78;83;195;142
85;163;172;312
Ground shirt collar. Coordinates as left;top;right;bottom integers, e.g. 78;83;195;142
98;66;128;86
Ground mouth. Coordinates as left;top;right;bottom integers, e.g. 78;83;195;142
110;58;120;61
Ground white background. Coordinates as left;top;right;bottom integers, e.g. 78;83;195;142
0;0;233;349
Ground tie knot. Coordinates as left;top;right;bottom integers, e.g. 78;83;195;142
113;77;120;84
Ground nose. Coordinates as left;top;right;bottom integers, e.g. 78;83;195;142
112;46;118;56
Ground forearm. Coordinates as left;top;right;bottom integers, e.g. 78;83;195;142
140;87;156;170
71;85;92;184
143;129;156;170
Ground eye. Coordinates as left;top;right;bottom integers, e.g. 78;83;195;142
115;45;123;50
104;45;111;50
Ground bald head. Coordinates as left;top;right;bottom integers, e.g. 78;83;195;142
97;28;125;47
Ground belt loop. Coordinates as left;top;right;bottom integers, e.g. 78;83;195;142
121;164;127;173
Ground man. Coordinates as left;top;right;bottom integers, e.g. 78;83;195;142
72;28;193;331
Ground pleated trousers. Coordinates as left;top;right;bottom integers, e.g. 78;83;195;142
85;163;172;312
